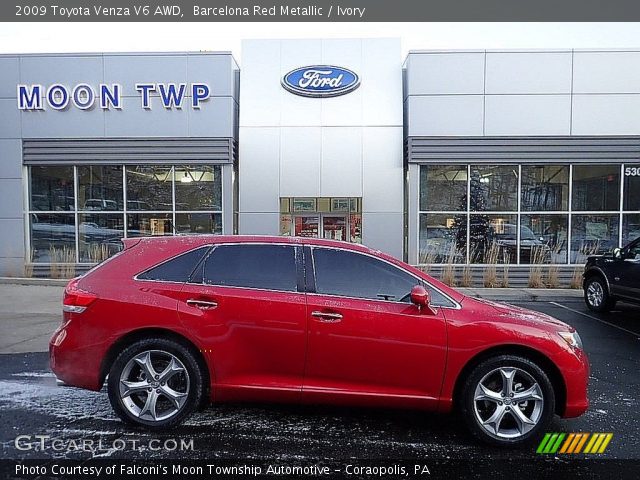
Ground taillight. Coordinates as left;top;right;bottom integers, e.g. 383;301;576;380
63;277;98;314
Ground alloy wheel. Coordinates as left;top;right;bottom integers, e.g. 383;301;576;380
473;366;544;439
118;350;190;422
587;281;604;307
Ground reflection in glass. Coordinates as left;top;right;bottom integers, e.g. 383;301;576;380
30;166;74;211
125;166;172;210
323;216;347;241
520;215;568;264
470;214;517;263
349;214;362;243
175;213;222;234
571;214;619;263
470;165;518;212
127;213;173;237
78;214;124;262
294;216;319;237
623;214;640;245
174;165;222;211
623;170;640;211
280;215;292;236
419;213;462;263
521;165;569;211
572;165;620;211
30;213;76;263
419;165;467;211
78;166;123;211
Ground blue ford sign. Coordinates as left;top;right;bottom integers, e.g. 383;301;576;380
281;65;360;98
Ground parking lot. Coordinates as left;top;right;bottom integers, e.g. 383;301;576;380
0;286;638;468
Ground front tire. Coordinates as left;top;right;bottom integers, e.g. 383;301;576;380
107;338;203;430
584;276;615;313
460;355;555;446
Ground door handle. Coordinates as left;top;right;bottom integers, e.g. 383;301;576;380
186;299;218;310
311;311;343;323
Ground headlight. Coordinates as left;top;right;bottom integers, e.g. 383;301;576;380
559;331;583;350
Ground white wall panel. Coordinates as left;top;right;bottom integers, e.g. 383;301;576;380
407;95;484;136
572;94;640;135
362;127;403;213
239;127;280;213
573;51;640;93
239;40;281;127
406;52;485;95
320;127;362;197
238;213;280;235
320;39;363;126
279;126;321;197
362;38;403;126
486;52;572;94
485;95;571;135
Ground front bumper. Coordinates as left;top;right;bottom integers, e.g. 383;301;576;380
560;346;590;418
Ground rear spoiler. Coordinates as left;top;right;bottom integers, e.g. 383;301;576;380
121;238;142;250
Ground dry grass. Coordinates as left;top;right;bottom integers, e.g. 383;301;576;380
87;243;111;263
483;242;500;288
49;246;76;279
460;264;473;287
499;264;510;288
440;243;458;287
528;246;546;288
570;266;584;289
546;265;560;288
24;248;34;278
419;249;437;275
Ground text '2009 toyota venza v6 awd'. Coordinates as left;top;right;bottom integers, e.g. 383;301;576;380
50;235;589;446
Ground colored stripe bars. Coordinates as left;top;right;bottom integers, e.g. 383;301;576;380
537;433;613;454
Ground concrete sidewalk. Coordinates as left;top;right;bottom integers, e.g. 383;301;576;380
0;282;583;354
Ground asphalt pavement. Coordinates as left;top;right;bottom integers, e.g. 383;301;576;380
0;284;638;474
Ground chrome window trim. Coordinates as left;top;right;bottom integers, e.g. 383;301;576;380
308;245;461;310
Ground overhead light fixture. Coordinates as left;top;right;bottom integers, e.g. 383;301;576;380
180;172;193;183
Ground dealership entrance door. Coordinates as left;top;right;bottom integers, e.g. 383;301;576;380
279;197;362;243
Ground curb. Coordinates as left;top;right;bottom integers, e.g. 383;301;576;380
0;277;68;287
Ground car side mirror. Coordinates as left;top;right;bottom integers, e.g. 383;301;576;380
411;285;436;314
613;247;623;260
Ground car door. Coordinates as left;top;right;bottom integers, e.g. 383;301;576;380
611;239;640;300
302;246;448;409
177;243;307;403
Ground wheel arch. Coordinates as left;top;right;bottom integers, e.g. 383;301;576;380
583;267;611;295
99;327;211;404
451;344;567;416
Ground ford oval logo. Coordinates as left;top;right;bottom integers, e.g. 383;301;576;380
281;65;360;98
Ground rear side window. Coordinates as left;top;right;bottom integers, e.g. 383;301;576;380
138;246;210;282
202;244;298;292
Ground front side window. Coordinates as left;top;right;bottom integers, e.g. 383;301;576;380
202;244;298;292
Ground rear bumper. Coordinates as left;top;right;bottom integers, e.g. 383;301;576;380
49;321;106;391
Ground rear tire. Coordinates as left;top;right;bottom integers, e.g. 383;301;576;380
584;276;615;313
459;355;555;447
107;337;203;430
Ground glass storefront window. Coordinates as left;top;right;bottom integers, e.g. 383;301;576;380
30;166;74;211
571;214;619;263
78;166;123;211
78;213;124;262
521;215;568;264
419;165;467;211
30;213;76;263
623;214;640;245
174;165;222;211
175;213;222;234
419;213;463;264
470;214;518;263
125;166;173;211
572;165;620;211
623;166;640;211
127;213;173;237
470;165;518;212
521;165;569;211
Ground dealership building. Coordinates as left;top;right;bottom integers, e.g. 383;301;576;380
1;39;639;281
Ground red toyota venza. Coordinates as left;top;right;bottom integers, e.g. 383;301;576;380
50;236;589;445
